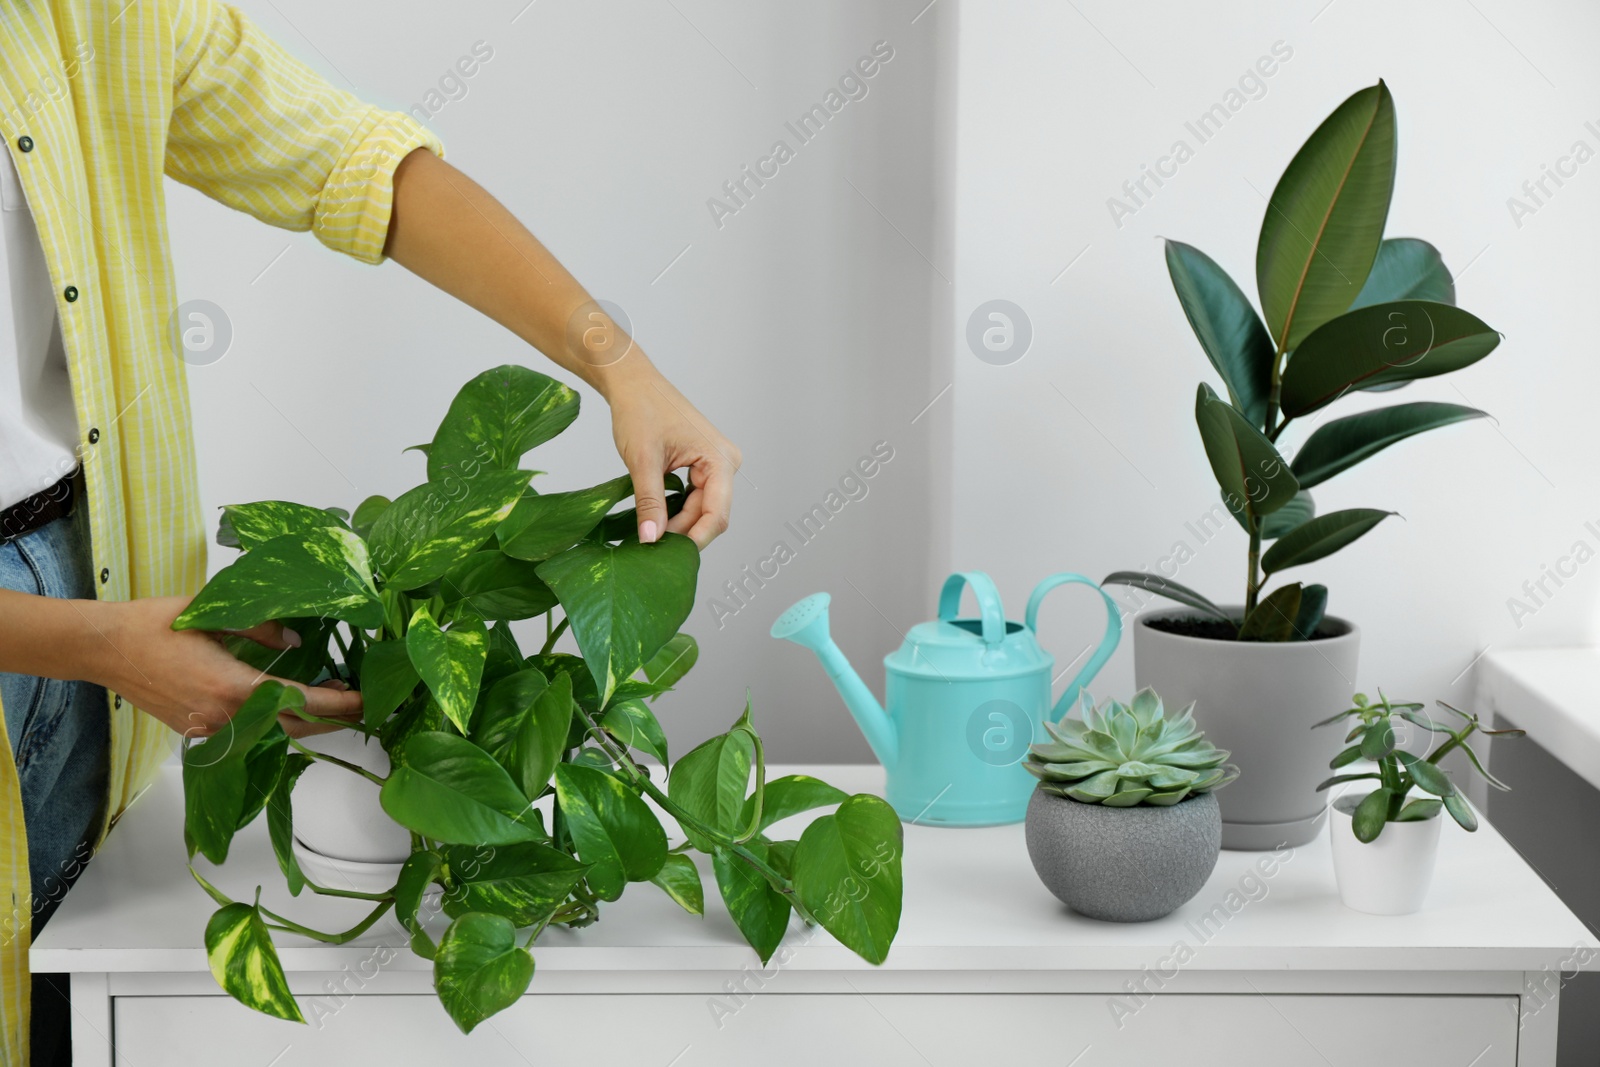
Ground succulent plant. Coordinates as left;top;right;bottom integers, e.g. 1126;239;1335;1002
1024;688;1238;807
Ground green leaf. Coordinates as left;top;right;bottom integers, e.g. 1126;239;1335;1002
221;618;331;686
205;903;304;1023
473;670;572;799
369;468;531;591
536;535;700;704
406;607;488;734
650;853;705;915
358;638;421;732
483;620;525;689
439;550;557;621
1407;758;1454;797
380;691;444;753
791;795;904;965
1238;583;1302;642
670;728;755;850
740;774;848;835
1099;571;1231;623
1360;719;1396;760
266;753;312;896
1350;237;1455;310
713;843;791;962
351;494;391;539
1292;583;1328;641
1227;488;1314;539
642;633;699;695
553;763;668;901
427;364;579;483
1279;301;1501;418
1315;772;1380;791
1352;787;1393;842
183;682;304;864
1329;744;1363;770
1396;797;1443;822
1443;790;1479;831
433;912;536;1034
1165;240;1274;427
1257;80;1396;352
236;728;289;830
601;699;669;764
1290;402;1488;489
1261;508;1395;575
441;842;588;926
396;850;443;958
380;732;545;845
173;528;383;632
498;475;635;562
219;500;349;551
1195;383;1300;523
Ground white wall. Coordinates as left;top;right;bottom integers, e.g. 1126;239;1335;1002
167;0;953;760
950;0;1600;708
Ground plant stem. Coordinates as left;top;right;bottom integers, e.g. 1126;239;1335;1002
330;626;353;673
260;898;394;944
288;737;386;785
305;882;392;902
1244;520;1263;617
541;616;570;655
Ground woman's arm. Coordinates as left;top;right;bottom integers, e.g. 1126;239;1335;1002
383;148;739;548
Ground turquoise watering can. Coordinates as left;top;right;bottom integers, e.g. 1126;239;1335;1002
772;572;1121;826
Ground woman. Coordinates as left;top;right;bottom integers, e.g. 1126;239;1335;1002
0;1;739;1061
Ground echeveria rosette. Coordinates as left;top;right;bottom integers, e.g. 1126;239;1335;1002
1025;688;1238;807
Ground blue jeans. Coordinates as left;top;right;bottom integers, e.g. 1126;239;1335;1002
0;500;109;935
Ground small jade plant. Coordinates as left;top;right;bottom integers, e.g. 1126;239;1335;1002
174;365;904;1033
1024;688;1238;806
1314;692;1524;842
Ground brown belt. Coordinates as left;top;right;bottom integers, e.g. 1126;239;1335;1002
0;467;82;544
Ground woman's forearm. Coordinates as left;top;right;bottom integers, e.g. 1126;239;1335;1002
0;588;102;682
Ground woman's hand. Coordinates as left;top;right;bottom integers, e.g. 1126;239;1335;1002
604;360;741;549
84;597;362;739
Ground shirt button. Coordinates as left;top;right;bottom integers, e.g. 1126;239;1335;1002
16;136;33;153
113;695;123;709
87;427;100;444
63;286;79;303
99;567;109;584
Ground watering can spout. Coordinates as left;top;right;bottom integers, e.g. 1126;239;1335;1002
771;593;898;770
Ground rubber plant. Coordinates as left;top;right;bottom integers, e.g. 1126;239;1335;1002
1104;81;1502;640
175;365;905;1033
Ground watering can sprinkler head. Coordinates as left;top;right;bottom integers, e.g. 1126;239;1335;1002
770;592;834;653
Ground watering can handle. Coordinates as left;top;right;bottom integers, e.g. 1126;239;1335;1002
937;571;1007;647
1026;573;1123;721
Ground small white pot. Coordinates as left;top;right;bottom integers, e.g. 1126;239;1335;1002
1329;794;1442;915
293;729;411;864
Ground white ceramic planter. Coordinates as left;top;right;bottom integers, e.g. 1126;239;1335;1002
1133;607;1360;850
293;729;411;864
1329;794;1442;915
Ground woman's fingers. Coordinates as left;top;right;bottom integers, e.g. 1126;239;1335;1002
228;619;302;651
684;457;734;549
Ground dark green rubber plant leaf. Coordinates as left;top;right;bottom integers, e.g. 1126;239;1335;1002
791;795;904;965
1195;383;1300;523
205;902;304;1023
536;534;700;704
1350;237;1455;309
184;681;304;864
713;842;791;963
650;853;704;916
173;527;383;632
1290;402;1488;488
1279;301;1500;418
1261;508;1395;575
359;637;421;732
441;841;588;926
266;752;313;896
1165;239;1274;428
406;607;488;735
219;500;349;551
1257;80;1397;353
1238;583;1302;643
380;732;546;845
1100;571;1230;623
1227;488;1314;539
1292;583;1328;640
433;912;536;1034
426;363;579;483
368;468;531;591
498;474;635;562
439;549;557;620
553;763;668;901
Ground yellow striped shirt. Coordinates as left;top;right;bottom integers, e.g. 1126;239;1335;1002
0;2;441;1060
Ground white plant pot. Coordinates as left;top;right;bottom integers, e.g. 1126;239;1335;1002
1329;794;1442;915
293;729;411;864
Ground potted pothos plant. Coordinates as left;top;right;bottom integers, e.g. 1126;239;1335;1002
176;365;905;1034
1102;80;1502;849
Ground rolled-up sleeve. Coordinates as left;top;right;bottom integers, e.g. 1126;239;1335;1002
164;0;444;264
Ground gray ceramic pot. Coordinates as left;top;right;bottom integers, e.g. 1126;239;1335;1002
1133;607;1360;850
1024;788;1221;922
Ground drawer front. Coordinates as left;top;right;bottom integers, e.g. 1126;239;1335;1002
114;992;1519;1065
